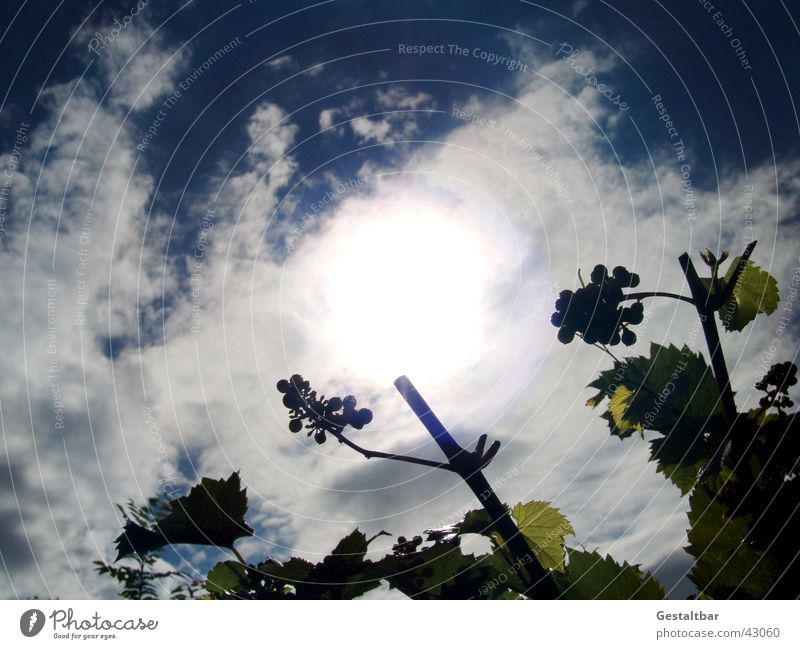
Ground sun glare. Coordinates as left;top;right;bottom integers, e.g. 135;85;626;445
315;203;494;387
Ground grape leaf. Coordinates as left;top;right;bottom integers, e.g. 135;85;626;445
649;427;708;495
115;472;254;559
375;543;498;599
205;560;301;599
587;343;722;435
479;550;532;596
716;257;779;332
556;549;665;599
686;486;781;598
326;528;369;569
458;509;495;535
509;501;575;571
607;385;642;438
585;343;722;491
207;529;386;600
258;557;315;583
307;529;384;599
205;561;249;596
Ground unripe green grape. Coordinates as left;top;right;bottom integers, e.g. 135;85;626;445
289;418;303;433
276;379;290;393
621;329;636;346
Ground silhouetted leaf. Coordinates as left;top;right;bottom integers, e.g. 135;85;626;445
686;486;780;598
205;561;248;596
325;528;369;570
557;549;665;599
258;557;315;583
586;343;722;491
649;427;707;495
115;472;254;559
587;343;722;436
376;544;497;599
459;509;494;535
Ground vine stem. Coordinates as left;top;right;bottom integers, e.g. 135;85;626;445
394;375;561;599
331;430;457;472
593;342;621;363
678;250;744;428
623;291;695;305
229;545;247;565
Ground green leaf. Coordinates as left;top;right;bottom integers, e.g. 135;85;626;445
323;527;377;572
557;549;665;599
375;544;498;599
686;486;781;598
258;557;315;583
649;427;708;495
586;343;721;491
716;257;779;332
459;509;494;535
115;472;254;559
205;561;248;596
510;501;575;571
306;528;383;599
607;385;643;438
587;343;722;434
478;550;532;596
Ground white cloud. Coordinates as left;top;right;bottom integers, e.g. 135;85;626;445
318;87;437;143
246;102;298;170
0;17;189;598
318;107;339;130
266;55;293;70
376;87;434;110
349;116;393;143
77;14;187;112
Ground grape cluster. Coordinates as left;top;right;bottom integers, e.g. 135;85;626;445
755;362;797;412
551;265;643;346
276;374;373;444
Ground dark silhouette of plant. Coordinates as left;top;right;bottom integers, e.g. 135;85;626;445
552;265;644;346
98;240;796;599
275;372;565;597
99;377;667;599
553;242;799;598
94;499;202;599
102;469;664;599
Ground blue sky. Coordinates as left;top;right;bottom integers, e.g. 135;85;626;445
1;0;799;599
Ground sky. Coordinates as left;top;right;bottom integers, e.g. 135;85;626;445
0;0;799;599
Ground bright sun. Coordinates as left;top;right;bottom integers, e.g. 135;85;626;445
313;202;494;387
